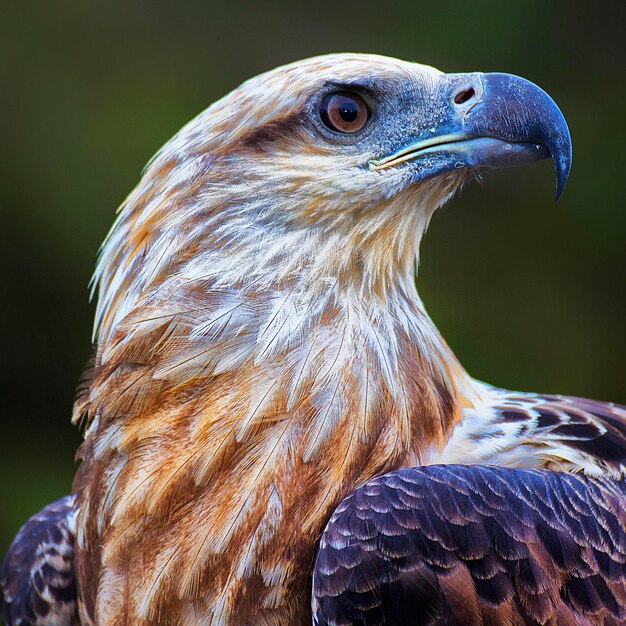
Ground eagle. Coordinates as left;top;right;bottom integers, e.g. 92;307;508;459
2;53;625;626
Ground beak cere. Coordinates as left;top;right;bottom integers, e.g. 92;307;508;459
371;72;572;199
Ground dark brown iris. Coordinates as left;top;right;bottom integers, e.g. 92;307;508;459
320;91;370;134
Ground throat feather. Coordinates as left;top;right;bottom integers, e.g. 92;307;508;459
75;272;465;624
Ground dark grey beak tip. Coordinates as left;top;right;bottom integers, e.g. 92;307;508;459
553;139;572;201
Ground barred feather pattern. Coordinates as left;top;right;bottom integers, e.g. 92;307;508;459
312;465;626;626
427;385;626;478
0;496;78;626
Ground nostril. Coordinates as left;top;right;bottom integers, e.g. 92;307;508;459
454;87;476;105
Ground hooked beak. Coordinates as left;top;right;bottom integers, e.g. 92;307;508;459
369;72;572;199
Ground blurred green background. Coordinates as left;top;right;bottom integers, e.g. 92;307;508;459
1;0;624;561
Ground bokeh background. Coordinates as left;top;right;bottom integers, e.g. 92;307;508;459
1;1;624;563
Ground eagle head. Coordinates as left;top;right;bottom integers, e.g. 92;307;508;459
94;53;570;345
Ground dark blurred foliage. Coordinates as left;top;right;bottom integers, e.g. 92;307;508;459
1;0;624;558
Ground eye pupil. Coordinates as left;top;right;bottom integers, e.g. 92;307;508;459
320;91;370;134
339;102;358;122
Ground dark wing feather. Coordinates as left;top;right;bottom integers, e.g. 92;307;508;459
312;466;626;626
1;496;78;626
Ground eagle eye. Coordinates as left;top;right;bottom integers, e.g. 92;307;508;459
320;91;370;134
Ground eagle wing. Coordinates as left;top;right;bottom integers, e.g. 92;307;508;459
312;464;626;625
0;496;78;626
